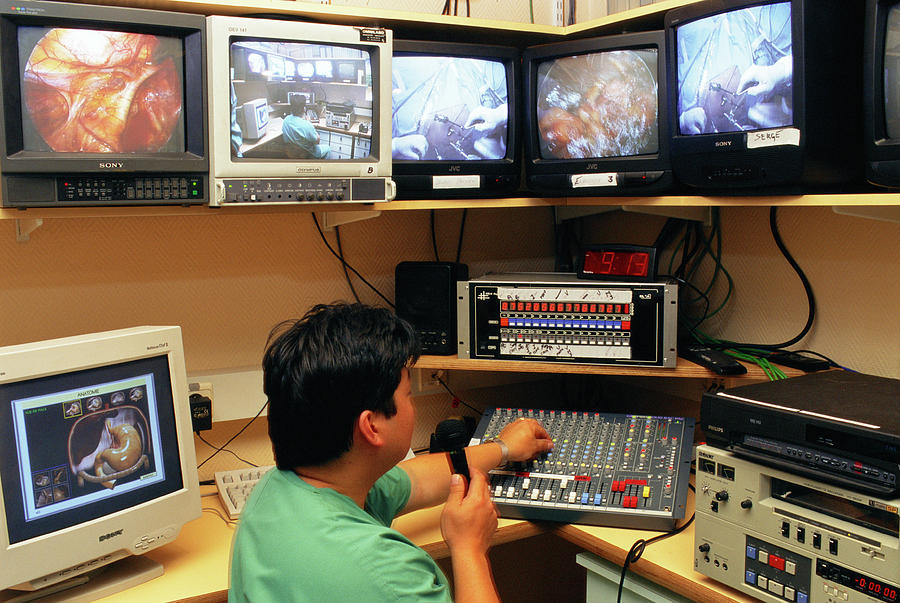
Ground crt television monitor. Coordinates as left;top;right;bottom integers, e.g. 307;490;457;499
522;31;672;196
865;0;900;188
207;16;395;206
0;326;200;601
665;0;863;191
391;40;520;199
0;0;208;207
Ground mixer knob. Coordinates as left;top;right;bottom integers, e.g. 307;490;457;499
715;490;729;502
698;543;710;553
740;498;753;509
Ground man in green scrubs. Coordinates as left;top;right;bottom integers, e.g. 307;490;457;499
229;303;553;602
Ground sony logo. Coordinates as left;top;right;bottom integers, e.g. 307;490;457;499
99;528;123;542
706;425;724;433
99;162;123;169
714;141;732;148
698;450;715;460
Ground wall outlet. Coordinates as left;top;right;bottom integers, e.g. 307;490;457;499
411;368;447;397
188;381;213;432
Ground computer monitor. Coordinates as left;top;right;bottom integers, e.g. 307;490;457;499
865;0;900;188
0;326;200;601
665;0;863;191
522;31;671;196
391;40;521;199
0;0;208;207
207;16;395;206
239;98;270;141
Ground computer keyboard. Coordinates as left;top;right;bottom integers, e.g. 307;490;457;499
214;465;275;519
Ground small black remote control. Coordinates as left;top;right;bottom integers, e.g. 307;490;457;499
679;344;747;375
767;351;830;372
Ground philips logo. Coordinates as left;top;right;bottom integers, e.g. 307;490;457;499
99;162;123;169
99;529;123;542
706;425;724;433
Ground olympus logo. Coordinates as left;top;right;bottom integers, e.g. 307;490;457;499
714;141;732;148
99;162;123;169
706;425;724;433
99;528;123;542
296;167;321;175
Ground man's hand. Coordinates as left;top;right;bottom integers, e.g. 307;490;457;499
498;418;553;463
392;134;428;159
440;469;498;555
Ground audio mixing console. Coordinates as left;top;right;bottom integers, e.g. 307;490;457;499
472;407;695;530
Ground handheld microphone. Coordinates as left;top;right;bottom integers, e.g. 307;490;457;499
434;418;470;483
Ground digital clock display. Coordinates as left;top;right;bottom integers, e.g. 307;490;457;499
578;245;657;282
817;559;898;603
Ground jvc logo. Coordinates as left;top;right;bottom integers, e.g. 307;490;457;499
448;165;461;172
98;162;123;169
586;163;599;170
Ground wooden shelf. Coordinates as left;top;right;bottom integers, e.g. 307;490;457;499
414;354;804;381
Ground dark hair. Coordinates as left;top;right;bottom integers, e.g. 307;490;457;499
289;94;307;116
263;303;420;469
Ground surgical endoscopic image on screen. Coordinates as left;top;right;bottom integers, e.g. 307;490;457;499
884;6;900;140
392;56;509;161
19;27;186;154
675;2;793;135
535;49;658;160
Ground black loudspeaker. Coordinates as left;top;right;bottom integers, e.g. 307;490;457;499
395;261;468;355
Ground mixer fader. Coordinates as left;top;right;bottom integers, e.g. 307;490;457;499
472;407;694;530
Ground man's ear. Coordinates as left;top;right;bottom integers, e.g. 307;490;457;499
356;409;384;447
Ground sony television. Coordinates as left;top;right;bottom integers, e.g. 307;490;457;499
865;0;900;188
665;0;863;192
391;40;521;199
0;0;208;207
522;31;671;197
0;326;200;601
207;16;395;206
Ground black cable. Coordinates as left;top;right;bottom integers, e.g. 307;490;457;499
616;484;696;603
431;210;440;261
196;432;259;468
441;0;450;15
197;401;268;469
335;225;361;303
435;374;481;414
455;209;468;264
311;213;394;308
710;207;816;351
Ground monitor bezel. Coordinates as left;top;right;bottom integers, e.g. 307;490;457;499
864;0;900;185
0;0;208;175
0;326;200;593
521;30;672;195
207;15;392;180
665;0;804;156
391;40;521;190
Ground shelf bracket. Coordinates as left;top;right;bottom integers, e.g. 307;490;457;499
556;205;712;225
316;210;381;231
15;218;43;242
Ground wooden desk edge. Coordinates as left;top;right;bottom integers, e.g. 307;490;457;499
554;523;755;603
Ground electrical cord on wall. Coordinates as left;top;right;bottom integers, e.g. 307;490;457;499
311;213;394;308
430;208;469;263
335;225;362;303
196;400;268;471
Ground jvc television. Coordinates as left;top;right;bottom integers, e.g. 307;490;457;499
391;41;520;199
665;0;863;191
522;31;672;197
207;16;395;206
865;0;900;188
0;0;208;207
0;326;200;601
